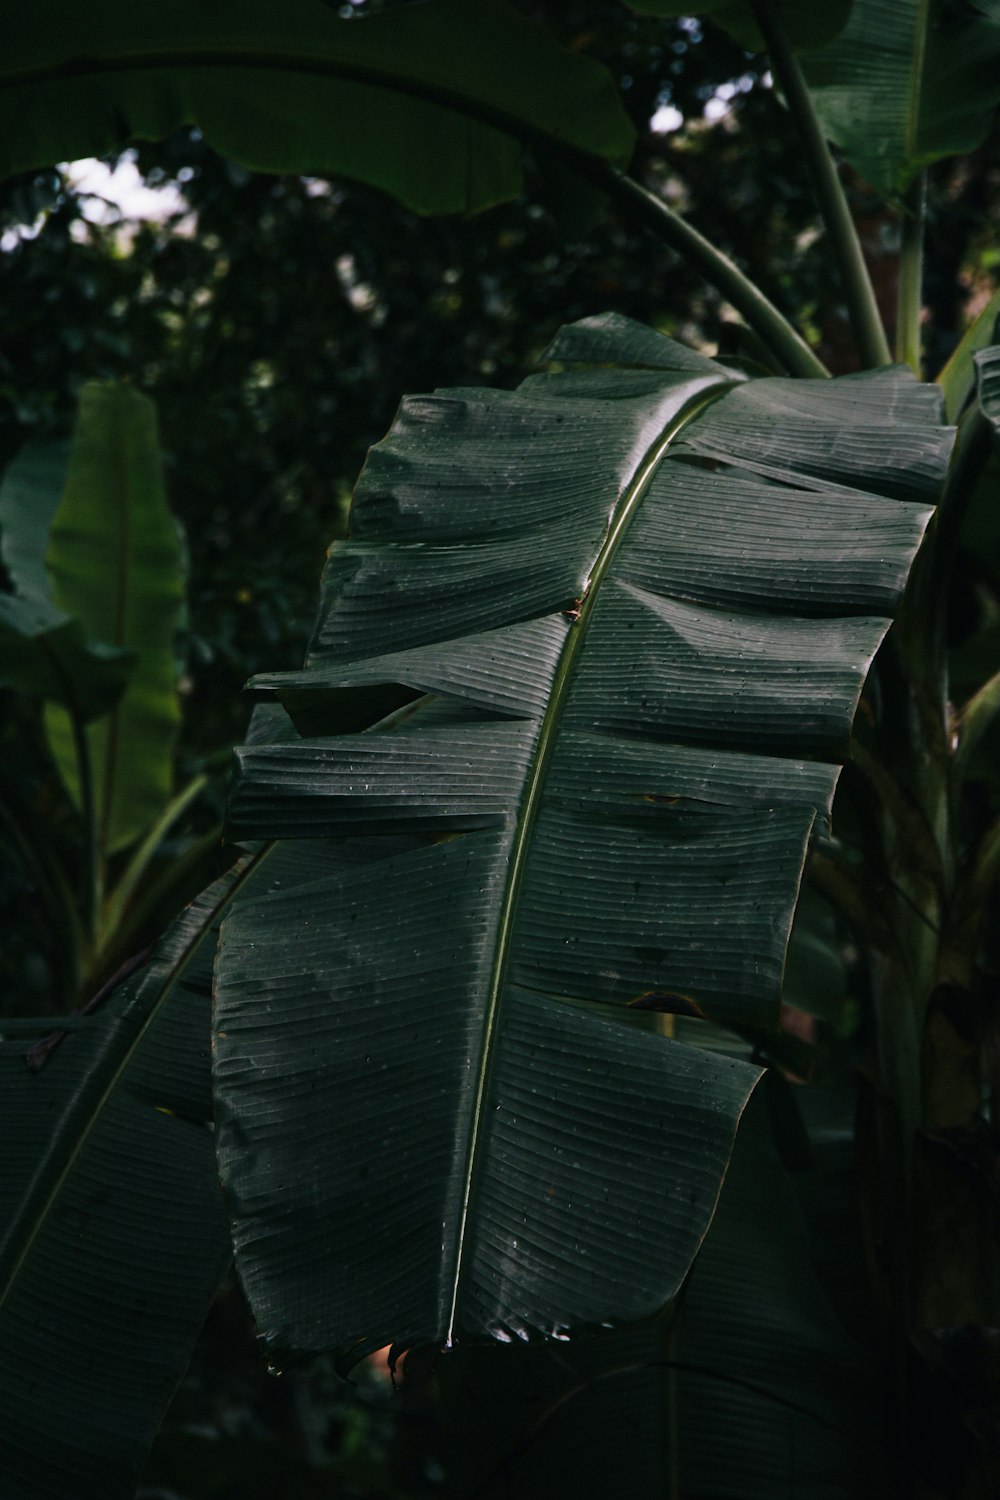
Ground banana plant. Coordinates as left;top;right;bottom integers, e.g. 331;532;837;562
3;0;1000;1497
0;853;265;1500
0;382;218;1004
216;312;936;1369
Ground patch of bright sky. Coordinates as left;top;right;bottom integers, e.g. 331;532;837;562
67;153;187;224
650;102;684;135
704;72;760;122
0;150;188;251
649;68;765;135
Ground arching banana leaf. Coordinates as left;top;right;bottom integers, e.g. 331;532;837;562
0;862;257;1500
936;292;1000;421
801;0;1000;196
214;313;947;1368
0;0;632;217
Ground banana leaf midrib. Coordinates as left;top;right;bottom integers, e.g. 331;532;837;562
0;849;266;1316
905;0;931;166
443;379;734;1344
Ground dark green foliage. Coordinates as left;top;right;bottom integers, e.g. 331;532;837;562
0;0;634;208
0;869;241;1499
3;2;1000;1495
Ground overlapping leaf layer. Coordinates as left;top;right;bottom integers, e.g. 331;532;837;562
802;0;1000;195
0;0;632;215
0;871;244;1500
215;314;947;1365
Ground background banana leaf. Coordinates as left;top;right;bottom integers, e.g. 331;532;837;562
0;864;254;1500
214;314;944;1371
0;0;633;217
40;382;184;855
0;439;70;603
801;0;1000;196
973;342;1000;436
0;593;132;717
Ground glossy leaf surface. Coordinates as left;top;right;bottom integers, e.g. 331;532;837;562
0;0;633;216
43;382;184;854
215;314;943;1366
802;0;1000;194
0;866;254;1500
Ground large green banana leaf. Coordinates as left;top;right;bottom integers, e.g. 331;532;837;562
0;838;356;1498
801;0;1000;195
0;0;632;216
214;314;945;1368
0;864;252;1500
42;382;184;856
